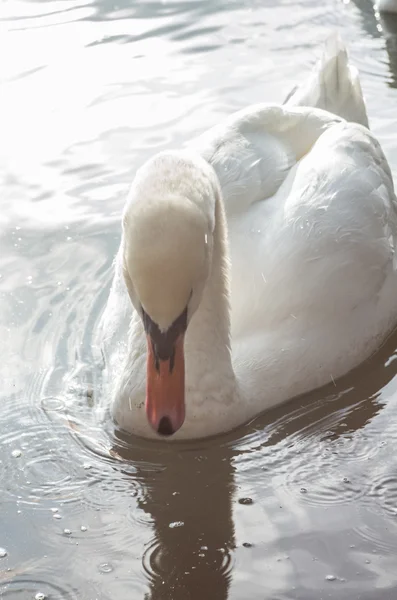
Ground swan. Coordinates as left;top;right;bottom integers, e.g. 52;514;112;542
97;34;397;440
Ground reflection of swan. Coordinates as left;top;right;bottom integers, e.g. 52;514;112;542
117;439;236;600
98;34;397;440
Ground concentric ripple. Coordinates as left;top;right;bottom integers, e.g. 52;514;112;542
0;420;89;507
282;461;369;507
142;535;234;586
0;576;78;599
354;506;397;553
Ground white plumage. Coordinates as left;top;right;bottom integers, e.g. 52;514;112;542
97;34;397;440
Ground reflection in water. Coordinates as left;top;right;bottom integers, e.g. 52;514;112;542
378;10;397;86
3;0;397;598
349;0;397;87
114;436;235;600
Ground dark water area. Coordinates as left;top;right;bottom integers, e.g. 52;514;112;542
2;0;397;598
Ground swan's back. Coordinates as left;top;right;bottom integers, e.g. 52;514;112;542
188;34;397;348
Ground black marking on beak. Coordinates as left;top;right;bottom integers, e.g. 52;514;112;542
142;307;188;373
157;416;175;436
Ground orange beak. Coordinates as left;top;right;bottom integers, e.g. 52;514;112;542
145;333;186;435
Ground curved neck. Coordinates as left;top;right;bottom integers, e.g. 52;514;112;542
184;192;235;388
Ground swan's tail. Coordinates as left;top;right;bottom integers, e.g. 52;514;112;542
284;33;369;128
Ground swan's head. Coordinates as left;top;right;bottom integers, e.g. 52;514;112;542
122;151;219;436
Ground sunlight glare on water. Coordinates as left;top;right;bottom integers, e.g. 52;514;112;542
2;0;397;598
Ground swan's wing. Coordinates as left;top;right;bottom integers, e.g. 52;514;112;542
189;104;341;218
231;120;397;335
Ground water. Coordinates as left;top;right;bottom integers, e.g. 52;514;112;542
2;0;397;597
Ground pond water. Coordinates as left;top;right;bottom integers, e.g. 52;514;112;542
2;0;397;598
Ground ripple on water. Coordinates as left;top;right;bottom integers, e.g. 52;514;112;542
0;421;89;507
354;506;397;553
142;535;234;584
0;577;78;599
273;416;387;508
369;473;397;518
282;457;369;507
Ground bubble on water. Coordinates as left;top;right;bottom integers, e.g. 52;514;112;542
53;513;62;520
63;528;71;536
242;542;253;548
325;574;336;581
300;487;308;494
0;548;8;558
80;525;87;532
98;562;113;574
11;449;22;458
168;521;184;528
40;396;65;412
238;497;253;505
82;462;92;470
51;508;58;513
35;593;47;600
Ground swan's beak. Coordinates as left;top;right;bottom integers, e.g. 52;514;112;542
145;332;185;435
141;305;188;436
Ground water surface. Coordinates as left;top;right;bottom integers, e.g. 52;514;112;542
2;0;397;598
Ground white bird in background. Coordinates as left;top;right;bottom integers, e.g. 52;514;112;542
97;34;397;441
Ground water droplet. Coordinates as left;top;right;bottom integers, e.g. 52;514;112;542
238;497;253;505
53;514;62;520
0;548;7;558
343;477;350;483
83;462;92;470
169;521;184;528
35;593;47;600
325;574;336;581
243;542;253;548
11;449;22;458
200;546;208;551
98;562;113;574
365;559;371;564
80;525;87;532
63;529;71;536
51;508;58;513
300;487;307;494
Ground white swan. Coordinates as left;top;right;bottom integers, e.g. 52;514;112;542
98;34;397;440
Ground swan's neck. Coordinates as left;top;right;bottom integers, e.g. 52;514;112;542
183;194;235;394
